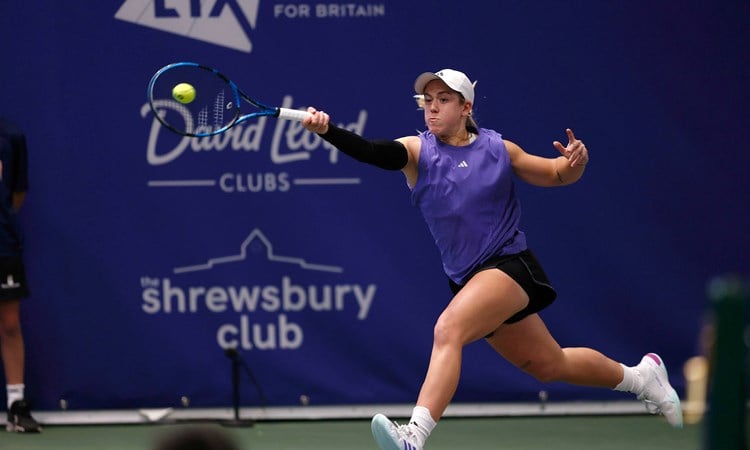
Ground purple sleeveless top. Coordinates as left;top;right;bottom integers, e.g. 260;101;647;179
411;128;527;284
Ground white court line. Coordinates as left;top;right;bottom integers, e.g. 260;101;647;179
35;401;653;425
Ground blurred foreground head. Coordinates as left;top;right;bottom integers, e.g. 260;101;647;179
154;425;240;450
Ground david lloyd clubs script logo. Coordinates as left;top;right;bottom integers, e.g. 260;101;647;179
115;0;386;53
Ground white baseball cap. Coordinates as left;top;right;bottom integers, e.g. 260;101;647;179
414;69;475;104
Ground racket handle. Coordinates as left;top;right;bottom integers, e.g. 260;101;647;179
277;107;312;121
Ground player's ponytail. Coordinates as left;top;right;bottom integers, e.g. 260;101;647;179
466;114;478;135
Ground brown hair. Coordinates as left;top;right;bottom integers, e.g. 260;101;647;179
461;96;479;134
466;114;479;134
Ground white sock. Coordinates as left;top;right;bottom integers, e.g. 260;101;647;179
409;406;437;447
613;364;644;394
7;384;24;409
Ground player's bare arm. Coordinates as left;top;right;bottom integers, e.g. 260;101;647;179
506;128;588;187
397;135;422;188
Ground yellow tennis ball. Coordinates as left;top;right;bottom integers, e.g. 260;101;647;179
172;83;196;104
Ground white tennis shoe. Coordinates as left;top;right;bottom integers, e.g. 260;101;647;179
371;414;423;450
636;353;683;428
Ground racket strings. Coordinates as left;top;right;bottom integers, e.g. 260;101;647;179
149;64;240;136
197;107;209;129
213;90;226;130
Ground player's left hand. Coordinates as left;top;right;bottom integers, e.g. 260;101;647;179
553;128;589;167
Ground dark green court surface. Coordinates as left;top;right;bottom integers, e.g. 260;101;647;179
2;415;703;450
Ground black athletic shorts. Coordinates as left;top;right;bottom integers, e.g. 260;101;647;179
0;255;30;301
448;249;557;327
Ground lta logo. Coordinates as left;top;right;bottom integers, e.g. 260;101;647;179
115;0;259;53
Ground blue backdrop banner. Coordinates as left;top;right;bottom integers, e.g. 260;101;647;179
0;1;747;411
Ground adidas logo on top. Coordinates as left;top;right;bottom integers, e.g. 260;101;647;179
458;160;469;168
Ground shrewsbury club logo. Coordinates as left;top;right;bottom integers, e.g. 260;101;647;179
139;228;377;351
115;0;259;53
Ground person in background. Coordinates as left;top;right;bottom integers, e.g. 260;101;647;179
302;69;682;450
0;117;41;433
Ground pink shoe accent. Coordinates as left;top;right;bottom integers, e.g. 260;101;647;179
645;353;662;366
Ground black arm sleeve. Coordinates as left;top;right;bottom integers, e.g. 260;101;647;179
318;124;408;171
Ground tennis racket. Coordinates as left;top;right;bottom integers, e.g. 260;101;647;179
147;62;311;137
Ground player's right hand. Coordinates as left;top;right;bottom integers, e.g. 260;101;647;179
303;107;330;134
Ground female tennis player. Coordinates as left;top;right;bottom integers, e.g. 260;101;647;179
302;69;682;450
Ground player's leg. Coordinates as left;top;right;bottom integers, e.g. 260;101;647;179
0;255;41;433
486;313;623;386
487;314;683;427
372;269;529;450
416;269;530;417
0;299;24;385
0;299;40;432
